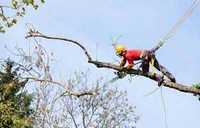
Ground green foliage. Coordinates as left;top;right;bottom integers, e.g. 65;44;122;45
192;83;200;89
0;0;45;33
192;83;200;101
0;61;33;128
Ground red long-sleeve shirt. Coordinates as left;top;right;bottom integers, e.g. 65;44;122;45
123;49;142;65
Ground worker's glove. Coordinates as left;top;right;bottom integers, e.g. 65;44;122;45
114;71;127;79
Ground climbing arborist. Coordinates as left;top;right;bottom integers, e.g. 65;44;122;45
114;44;176;86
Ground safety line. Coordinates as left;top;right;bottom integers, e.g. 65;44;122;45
153;0;200;52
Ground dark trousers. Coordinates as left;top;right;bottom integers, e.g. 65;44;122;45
141;52;176;83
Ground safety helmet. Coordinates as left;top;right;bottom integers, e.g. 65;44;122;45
114;44;126;55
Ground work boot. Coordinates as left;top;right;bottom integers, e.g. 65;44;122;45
151;73;164;86
156;75;164;87
159;65;176;83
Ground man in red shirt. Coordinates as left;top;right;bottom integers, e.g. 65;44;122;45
114;44;176;85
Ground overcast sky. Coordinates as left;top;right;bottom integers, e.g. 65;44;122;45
1;0;200;128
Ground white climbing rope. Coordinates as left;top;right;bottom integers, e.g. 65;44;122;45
153;0;200;52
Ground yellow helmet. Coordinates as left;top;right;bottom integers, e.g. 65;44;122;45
114;44;126;55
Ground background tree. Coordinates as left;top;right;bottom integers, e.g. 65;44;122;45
32;71;139;128
0;39;139;127
0;61;33;128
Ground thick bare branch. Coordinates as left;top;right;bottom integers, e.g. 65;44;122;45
25;30;200;95
89;60;200;94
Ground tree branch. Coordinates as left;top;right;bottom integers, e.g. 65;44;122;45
26;31;92;61
25;30;200;95
21;76;96;97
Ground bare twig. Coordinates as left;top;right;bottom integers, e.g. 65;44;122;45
0;5;15;9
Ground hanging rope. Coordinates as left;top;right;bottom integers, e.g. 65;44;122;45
160;87;168;128
152;0;200;52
